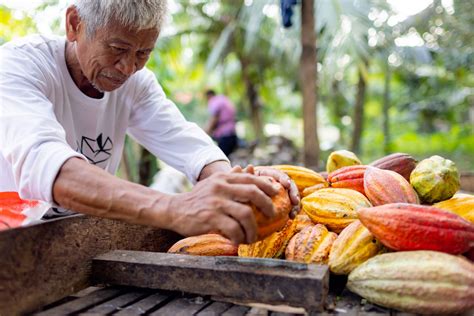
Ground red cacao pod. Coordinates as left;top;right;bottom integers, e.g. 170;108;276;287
364;166;419;206
328;165;367;195
358;203;474;254
370;152;417;181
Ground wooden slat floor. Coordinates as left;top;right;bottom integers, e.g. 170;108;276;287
33;285;411;316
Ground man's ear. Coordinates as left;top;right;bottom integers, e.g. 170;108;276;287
65;6;83;42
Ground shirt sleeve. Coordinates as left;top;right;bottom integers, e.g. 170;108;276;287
0;45;88;203
127;70;229;183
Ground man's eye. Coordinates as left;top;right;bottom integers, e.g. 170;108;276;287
110;46;126;53
137;51;151;59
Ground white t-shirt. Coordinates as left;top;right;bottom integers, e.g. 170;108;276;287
0;34;228;207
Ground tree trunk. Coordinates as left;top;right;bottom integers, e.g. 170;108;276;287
351;66;367;155
300;0;320;169
383;59;391;154
331;80;346;146
240;57;264;142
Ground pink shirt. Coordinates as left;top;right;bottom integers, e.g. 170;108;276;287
208;95;236;138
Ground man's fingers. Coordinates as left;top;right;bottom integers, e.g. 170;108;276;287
288;179;300;206
211;212;246;245
222;200;258;244
226;173;279;197
223;183;276;219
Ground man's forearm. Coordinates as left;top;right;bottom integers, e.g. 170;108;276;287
53;157;173;228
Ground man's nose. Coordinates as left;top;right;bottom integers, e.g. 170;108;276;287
116;54;137;76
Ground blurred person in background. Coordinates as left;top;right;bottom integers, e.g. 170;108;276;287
204;89;239;156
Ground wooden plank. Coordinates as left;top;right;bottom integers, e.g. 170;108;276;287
34;286;124;316
79;289;150;315
148;295;212;316
114;291;175;316
195;301;234;315
0;215;181;315
221;305;251;316
92;251;329;311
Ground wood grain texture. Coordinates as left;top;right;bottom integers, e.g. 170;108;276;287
0;215;181;315
91;251;329;311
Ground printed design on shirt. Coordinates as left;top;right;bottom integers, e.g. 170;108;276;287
76;133;113;165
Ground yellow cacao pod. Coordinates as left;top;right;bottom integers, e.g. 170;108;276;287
294;213;314;232
285;224;337;264
434;193;474;223
269;165;328;193
347;251;474;314
326;150;361;173
328;220;385;275
168;234;238;256
238;219;297;258
302;188;372;233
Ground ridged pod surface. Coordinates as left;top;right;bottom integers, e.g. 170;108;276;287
328;165;367;195
328;220;385;275
326;150;361;173
410;155;460;204
270;165;328;193
370;152;417;181
238;219;297;258
251;178;292;240
364;166;419;206
434;193;474;223
302;188;372;233
302;183;328;197
294;213;314;232
285;224;337;264
358;203;474;254
168;234;238;256
347;251;474;315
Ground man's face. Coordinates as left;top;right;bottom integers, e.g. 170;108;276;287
70;12;159;92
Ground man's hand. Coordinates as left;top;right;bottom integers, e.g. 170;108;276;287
241;165;300;217
167;171;281;245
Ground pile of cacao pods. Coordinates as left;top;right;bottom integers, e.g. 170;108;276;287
168;151;474;315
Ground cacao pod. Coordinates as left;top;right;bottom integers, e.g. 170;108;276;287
347;251;474;315
370;152;417;181
434;193;474;223
328;165;367;195
285;224;337;264
252;177;292;240
168;234;238;256
270;165;328;193
293;213;314;232
328;220;385;275
410;155;460;204
364;166;419;206
358;203;474;254
302;188;372;233
326;150;361;173
301;183;327;197
238;219;297;258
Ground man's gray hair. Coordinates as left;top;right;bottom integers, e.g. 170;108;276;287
73;0;167;38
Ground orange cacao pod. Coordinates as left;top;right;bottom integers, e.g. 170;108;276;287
370;152;417;181
347;251;474;315
238;219;297;258
270;165;328;193
433;193;474;223
285;224;337;264
168;234;238;256
302;188;372;233
358;203;474;254
364;166;419;206
328;165;367;195
252;178;292;240
328;220;385;275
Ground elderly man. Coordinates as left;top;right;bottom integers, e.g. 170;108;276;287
0;0;298;244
